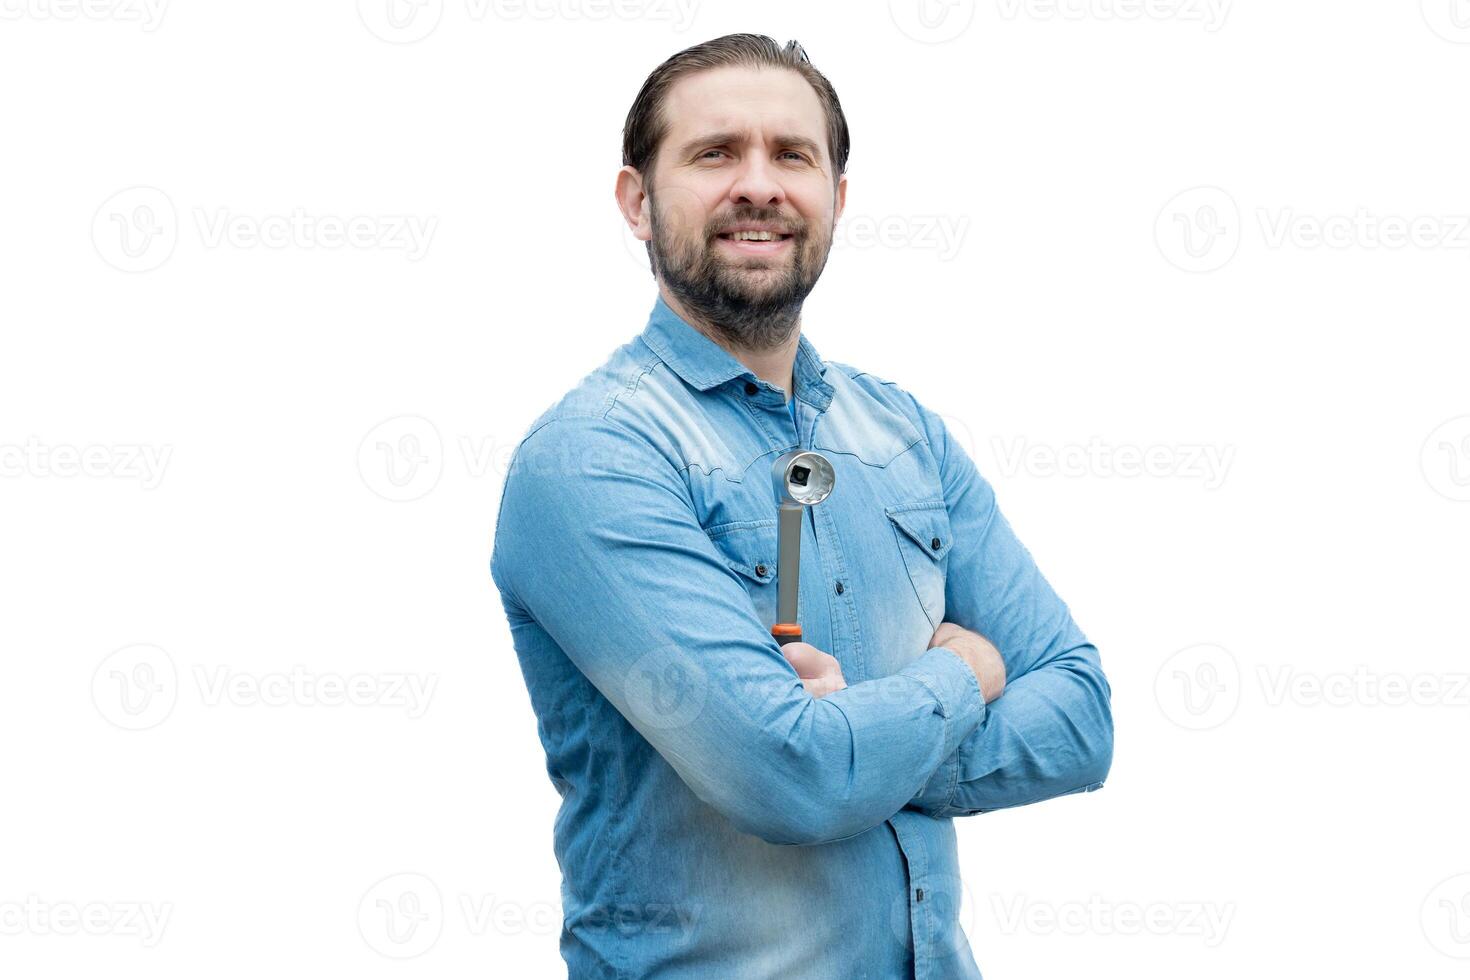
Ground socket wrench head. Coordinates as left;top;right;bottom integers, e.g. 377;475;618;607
771;450;835;507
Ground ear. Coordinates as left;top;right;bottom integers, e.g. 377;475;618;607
615;166;651;242
833;172;847;229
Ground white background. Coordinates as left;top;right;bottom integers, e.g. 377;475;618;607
3;1;1469;977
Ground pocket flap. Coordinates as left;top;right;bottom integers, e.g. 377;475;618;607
884;500;952;562
704;521;778;584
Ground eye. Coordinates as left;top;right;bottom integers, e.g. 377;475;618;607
698;149;808;163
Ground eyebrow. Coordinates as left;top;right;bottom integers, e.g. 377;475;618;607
677;131;824;163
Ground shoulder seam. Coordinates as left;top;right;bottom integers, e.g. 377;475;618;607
601;342;667;419
827;359;901;390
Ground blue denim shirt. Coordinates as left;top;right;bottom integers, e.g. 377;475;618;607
490;293;1113;979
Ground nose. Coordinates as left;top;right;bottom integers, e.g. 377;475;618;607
726;152;786;210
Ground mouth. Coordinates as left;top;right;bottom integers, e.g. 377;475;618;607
715;231;794;255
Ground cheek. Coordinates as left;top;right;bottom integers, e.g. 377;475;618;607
653;182;721;238
788;188;834;226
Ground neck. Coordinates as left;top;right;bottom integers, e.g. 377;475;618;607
660;285;800;399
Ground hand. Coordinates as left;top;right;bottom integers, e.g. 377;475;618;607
928;622;1006;703
779;641;848;698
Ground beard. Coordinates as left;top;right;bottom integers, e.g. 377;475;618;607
646;183;832;353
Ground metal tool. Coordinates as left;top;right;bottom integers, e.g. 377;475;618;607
768;449;836;647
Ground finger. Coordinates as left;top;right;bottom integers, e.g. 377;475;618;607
781;643;827;676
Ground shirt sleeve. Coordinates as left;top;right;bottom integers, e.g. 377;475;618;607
900;393;1114;817
490;413;985;846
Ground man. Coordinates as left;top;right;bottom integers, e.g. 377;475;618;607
490;33;1112;979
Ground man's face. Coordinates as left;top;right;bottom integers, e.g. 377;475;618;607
627;66;846;350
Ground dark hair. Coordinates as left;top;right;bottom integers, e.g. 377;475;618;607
621;33;851;189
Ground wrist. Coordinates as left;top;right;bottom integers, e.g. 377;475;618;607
950;637;1004;703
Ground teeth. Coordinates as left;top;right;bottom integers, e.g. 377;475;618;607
728;230;778;241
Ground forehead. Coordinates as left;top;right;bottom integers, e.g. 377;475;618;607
661;66;827;155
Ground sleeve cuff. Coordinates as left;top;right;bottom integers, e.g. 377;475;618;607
902;643;984;764
901;646;984;813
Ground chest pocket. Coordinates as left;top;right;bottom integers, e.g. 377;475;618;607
885;499;952;632
704;520;779;631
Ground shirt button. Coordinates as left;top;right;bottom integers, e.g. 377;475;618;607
834;581;844;595
930;537;941;550
754;564;767;577
744;381;758;396
915;888;924;902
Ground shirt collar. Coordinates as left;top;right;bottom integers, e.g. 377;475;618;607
638;291;834;411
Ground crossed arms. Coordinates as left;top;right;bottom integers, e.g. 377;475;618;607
490;398;1112;846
